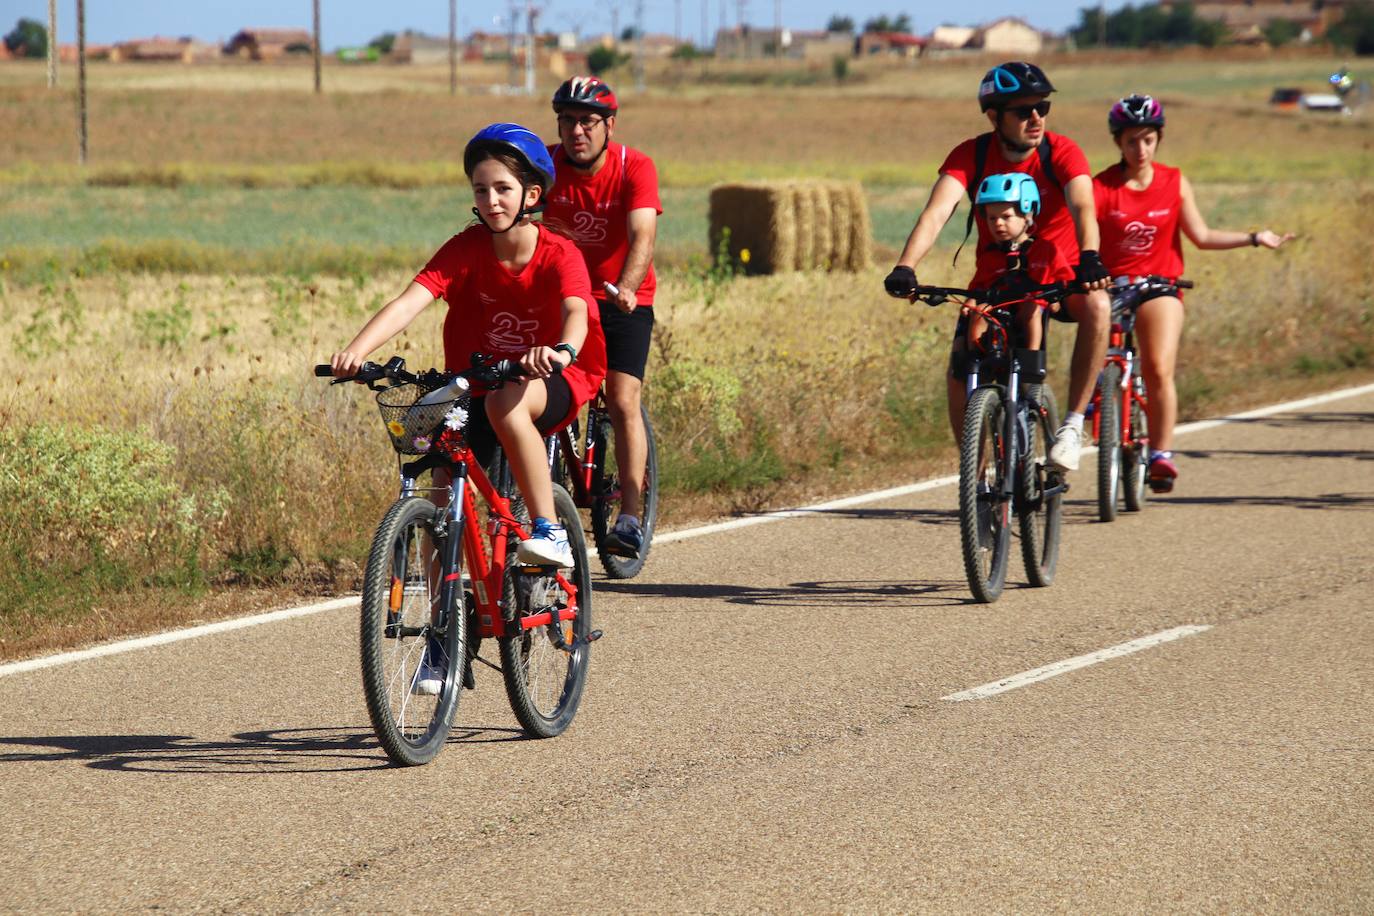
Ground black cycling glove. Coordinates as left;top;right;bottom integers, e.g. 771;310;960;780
884;265;917;298
1074;250;1108;286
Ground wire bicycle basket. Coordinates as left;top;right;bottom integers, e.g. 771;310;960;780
375;381;470;455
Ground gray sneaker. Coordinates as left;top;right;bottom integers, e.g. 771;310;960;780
1048;424;1083;471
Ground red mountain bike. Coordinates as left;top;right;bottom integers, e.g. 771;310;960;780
1090;276;1193;522
551;394;659;579
317;355;598;766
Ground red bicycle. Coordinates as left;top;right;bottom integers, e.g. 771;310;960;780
317;355;597;766
551;393;659;579
1090;275;1193;522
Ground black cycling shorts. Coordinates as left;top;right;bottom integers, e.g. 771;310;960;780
597;299;654;380
464;372;573;470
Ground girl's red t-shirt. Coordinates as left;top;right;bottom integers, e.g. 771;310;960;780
1093;162;1185;280
413;223;607;417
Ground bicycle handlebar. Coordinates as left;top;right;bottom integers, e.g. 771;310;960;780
314;354;537;391
909;281;1080;309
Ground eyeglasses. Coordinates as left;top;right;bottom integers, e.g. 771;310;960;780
557;114;606;131
1003;101;1052;120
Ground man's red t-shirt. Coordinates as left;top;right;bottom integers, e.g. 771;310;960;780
544;140;663;307
414;224;608;416
939;130;1092;289
1093;162;1185;280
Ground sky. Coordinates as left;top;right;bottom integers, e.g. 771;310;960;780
10;0;1119;49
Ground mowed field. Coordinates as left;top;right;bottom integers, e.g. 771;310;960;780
1;50;1371;658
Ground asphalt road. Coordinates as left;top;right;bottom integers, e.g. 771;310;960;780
3;388;1371;913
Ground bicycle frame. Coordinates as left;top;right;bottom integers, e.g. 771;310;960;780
553;390;609;510
400;446;581;647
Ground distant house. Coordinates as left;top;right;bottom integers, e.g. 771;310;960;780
109;36;215;63
1179;0;1345;41
928;25;976;50
224;28;315;60
856;31;927;58
968;17;1043;55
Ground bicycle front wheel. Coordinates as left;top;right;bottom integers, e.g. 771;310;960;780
1123;382;1150;512
959;386;1011;603
500;484;593;737
1019;384;1063;587
1096;365;1123;523
360;497;463;767
591;404;659;579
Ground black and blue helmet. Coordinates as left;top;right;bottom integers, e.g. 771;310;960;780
463;122;556;191
978;62;1056;111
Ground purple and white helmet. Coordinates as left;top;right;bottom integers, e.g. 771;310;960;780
1108;95;1164;134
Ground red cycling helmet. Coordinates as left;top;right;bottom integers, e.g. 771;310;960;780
552;76;619;114
1108;94;1165;133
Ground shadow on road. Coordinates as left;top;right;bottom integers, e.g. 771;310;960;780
1181;447;1374;462
1146;492;1374;511
0;722;527;774
598;577;974;607
1203;410;1372;428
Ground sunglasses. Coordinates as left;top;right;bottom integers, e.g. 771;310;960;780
1003;100;1052;120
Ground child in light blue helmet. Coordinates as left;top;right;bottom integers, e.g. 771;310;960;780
968;172;1068;354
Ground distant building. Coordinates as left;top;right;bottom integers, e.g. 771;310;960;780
714;26;859;59
224;28;315;60
109;36;216;63
968;17;1043;55
928;25;976;49
856;31;927;58
1177;0;1345;41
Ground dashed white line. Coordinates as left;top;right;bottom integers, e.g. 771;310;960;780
2;380;1370;679
941;625;1213;702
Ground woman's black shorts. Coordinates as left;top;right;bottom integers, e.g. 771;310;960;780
597;299;655;380
463;371;573;469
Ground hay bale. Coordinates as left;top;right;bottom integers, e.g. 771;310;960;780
844;182;874;271
827;181;853;270
809;183;834;270
709;182;796;275
793;185;816;271
708;178;872;275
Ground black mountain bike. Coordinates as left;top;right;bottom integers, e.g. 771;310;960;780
910;282;1075;603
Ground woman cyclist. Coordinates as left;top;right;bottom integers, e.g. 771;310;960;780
329;123;607;567
1093;95;1294;491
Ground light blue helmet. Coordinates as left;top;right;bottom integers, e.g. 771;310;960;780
975;172;1041;217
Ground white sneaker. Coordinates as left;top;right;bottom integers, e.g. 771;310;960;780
1048;424;1083;471
411;635;447;696
517;518;574;568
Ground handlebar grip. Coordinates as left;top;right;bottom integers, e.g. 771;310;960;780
1176;279;1195;289
314;364;334;377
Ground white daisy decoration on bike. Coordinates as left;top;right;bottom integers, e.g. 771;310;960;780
444;405;468;430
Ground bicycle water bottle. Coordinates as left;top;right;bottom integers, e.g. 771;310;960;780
416;376;470;406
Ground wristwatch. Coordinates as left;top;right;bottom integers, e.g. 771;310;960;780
552;342;578;364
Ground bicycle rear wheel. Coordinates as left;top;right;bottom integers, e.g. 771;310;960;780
1019;384;1063;587
360;497;463;766
1095;365;1122;523
590;404;659;579
1123;381;1150;512
500;484;593;737
959;386;1011;603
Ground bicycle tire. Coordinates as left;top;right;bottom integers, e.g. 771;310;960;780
499;484;593;737
360;497;463;767
1096;365;1123;523
1123;382;1150;512
590;404;659;579
959;386;1011;603
1019;384;1063;587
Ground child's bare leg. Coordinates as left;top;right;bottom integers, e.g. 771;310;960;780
1019;302;1043;351
485;380;555;521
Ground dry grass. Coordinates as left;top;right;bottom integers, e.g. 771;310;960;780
1;50;1372;658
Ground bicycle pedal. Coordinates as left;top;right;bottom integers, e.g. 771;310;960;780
587;629;604;642
518;563;558;574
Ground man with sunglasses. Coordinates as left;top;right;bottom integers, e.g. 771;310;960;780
884;61;1111;471
545;76;662;557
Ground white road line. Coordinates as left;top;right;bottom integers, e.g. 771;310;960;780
942;625;1213;702
3;380;1371;679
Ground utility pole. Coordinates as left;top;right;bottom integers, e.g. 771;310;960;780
525;0;537;96
701;0;708;49
1098;3;1107;46
312;0;322;93
773;0;781;61
674;0;682;45
76;0;87;164
634;0;645;91
507;2;519;92
46;0;56;87
449;0;458;95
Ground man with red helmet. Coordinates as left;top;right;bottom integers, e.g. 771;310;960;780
544;76;662;557
884;61;1112;472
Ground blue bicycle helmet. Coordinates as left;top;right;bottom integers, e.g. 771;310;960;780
975;172;1041;217
978;62;1056;111
463;122;556;192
